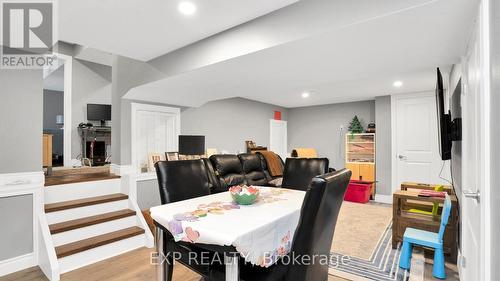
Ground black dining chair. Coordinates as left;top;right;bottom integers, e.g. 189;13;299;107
154;160;215;280
281;158;329;191
155;160;213;204
210;169;351;281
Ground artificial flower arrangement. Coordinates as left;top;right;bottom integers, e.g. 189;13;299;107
229;185;260;205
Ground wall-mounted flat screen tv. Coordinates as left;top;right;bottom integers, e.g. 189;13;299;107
436;68;452;160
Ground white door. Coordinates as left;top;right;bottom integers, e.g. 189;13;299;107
269;120;287;160
459;7;486;279
394;93;449;189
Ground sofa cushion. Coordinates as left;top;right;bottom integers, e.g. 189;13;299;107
238;153;268;186
209;155;246;190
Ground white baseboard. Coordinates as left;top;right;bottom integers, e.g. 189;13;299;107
0;253;35;277
374;194;393;204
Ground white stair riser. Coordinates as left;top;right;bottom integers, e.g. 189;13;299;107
52;216;137;247
58;234;146;274
46;200;130;224
44;179;122;204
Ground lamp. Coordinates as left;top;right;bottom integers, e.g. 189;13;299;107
56;115;64;125
178;135;205;157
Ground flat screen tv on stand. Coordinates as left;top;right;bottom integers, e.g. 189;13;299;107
87;104;111;127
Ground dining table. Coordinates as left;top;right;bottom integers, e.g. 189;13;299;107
150;186;306;281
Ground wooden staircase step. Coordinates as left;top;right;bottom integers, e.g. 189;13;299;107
55;226;145;258
49;209;137;234
44;174;120;187
45;193;129;213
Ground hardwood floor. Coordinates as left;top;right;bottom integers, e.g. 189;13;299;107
44;166;119;187
0;247;346;281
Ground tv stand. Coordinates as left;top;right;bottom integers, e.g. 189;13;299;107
78;126;111;166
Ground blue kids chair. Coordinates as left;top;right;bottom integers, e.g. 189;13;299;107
399;194;452;279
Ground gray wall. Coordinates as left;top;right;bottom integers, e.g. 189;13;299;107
287;100;375;169
0;195;33;260
137;180;161;210
43;89;64;155
490;0;499;277
0;69;43;173
111;55;165;165
181;97;288;154
375;96;392;195
43;90;64;129
0;69;42;261
71;59;112;159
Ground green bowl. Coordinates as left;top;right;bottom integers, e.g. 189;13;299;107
231;192;259;205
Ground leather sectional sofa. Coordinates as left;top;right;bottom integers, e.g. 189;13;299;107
204;153;284;193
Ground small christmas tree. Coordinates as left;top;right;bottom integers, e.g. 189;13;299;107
348;115;364;134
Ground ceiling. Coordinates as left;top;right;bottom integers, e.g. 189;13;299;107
124;0;477;108
59;0;298;61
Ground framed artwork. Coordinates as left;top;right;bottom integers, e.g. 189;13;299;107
148;152;163;172
165;152;179;161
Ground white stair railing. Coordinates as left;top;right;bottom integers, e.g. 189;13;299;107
38;213;60;281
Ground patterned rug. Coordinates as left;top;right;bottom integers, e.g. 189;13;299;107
329;222;422;281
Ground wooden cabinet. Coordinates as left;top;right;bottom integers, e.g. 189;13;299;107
359;163;375;182
345;133;376;198
345;162;360;180
43;134;53;167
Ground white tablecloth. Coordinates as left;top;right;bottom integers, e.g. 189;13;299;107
150;187;305;267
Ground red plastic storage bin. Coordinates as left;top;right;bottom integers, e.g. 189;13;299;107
344;180;372;203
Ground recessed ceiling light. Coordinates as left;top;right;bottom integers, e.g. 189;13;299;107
178;1;197;16
301;92;310;98
393;80;403;87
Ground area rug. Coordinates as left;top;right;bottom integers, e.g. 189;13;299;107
331;201;393;259
328;202;425;281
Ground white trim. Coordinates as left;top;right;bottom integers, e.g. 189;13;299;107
479;0;491;278
390;91;436;195
135;172;157;182
0;171;44;277
128;199;154;248
0;171;44;189
120;173;154;248
130;103;181;174
390;95;397;195
374;194;392;204
110;164;134;176
37;213;59;281
49;52;73;168
0;253;35;277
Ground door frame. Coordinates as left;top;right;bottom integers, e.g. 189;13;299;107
44;52;73;167
390;91;437;195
